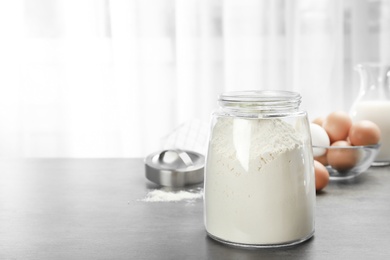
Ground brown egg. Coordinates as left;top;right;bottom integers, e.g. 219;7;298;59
312;116;325;126
314;151;328;166
314;160;329;192
327;140;360;171
322;111;352;143
348;120;381;146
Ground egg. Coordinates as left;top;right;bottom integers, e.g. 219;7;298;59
348;120;381;146
312;116;325;126
314;152;328;166
327;140;360;171
310;123;330;157
322;111;352;143
314;160;329;192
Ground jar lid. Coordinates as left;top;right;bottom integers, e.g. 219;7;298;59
144;149;205;187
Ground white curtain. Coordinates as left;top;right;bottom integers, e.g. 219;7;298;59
0;0;389;158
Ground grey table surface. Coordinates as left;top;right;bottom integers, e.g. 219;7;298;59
1;158;390;260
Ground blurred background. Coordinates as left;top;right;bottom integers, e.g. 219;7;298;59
0;0;389;158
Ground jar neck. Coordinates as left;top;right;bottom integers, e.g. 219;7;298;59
355;63;390;100
218;90;302;116
356;63;390;89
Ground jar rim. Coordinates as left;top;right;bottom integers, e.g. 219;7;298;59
217;90;302;115
218;90;301;103
355;63;390;69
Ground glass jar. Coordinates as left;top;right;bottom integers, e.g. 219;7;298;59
204;90;315;248
350;63;390;166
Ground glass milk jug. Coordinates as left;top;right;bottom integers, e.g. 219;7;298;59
204;90;315;248
350;63;390;166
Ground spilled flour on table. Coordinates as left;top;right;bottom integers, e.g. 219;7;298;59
139;187;203;203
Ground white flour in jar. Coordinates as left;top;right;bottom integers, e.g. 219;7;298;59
204;117;315;245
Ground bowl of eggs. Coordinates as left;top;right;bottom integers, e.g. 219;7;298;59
313;143;380;180
311;111;381;181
